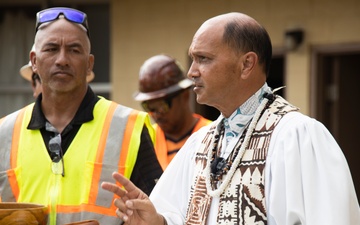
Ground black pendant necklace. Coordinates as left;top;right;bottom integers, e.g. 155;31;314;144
210;156;227;175
210;120;247;187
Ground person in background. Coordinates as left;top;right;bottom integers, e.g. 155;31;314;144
20;62;42;99
133;54;211;170
102;12;360;225
20;44;95;99
0;7;162;225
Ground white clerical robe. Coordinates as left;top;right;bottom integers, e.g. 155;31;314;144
150;111;360;225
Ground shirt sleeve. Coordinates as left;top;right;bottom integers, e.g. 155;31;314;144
130;125;163;196
265;112;360;225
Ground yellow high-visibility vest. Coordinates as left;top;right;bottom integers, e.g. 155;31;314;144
0;98;154;224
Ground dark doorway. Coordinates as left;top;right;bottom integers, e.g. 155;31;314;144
268;55;285;97
312;44;360;203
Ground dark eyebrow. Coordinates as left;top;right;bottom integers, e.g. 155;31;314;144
69;42;83;47
43;42;85;50
43;42;59;48
189;50;207;58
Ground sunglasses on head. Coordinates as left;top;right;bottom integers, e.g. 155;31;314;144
35;7;90;38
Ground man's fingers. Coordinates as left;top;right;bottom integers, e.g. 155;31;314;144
125;198;154;212
111;172;147;200
112;172;138;192
101;181;126;197
115;207;128;223
111;197;134;222
114;198;126;211
101;172;154;224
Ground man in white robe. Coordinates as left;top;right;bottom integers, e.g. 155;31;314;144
149;109;360;224
101;12;360;225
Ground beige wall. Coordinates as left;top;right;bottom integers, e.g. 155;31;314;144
111;0;360;115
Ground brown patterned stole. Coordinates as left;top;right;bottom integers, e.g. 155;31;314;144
185;96;298;225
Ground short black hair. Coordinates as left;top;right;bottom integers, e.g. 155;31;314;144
223;20;272;77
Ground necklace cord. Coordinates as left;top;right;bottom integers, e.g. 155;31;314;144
205;96;271;197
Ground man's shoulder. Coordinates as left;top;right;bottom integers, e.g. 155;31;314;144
100;99;145;116
273;111;326;138
0;104;34;127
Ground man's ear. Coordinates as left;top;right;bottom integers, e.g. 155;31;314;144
30;51;37;73
241;52;258;79
87;54;95;76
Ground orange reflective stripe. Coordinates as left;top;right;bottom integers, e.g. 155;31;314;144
8;107;27;200
11;108;26;169
118;110;137;178
6;169;19;201
89;101;118;204
154;126;168;170
95;102;118;163
56;204;116;216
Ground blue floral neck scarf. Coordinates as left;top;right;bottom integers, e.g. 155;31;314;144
223;83;271;144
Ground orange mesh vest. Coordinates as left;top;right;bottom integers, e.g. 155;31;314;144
154;114;211;170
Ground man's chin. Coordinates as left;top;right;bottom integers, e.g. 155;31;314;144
196;96;205;105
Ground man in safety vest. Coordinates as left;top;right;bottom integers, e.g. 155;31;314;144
0;7;162;225
133;54;211;170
